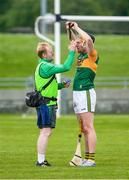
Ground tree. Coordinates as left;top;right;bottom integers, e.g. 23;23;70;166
0;0;129;33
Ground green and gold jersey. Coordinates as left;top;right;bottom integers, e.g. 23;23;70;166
73;49;99;91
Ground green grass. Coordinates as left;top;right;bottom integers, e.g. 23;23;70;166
0;33;129;77
0;114;129;179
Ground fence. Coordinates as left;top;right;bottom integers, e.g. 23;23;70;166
0;76;129;89
0;77;34;88
95;77;129;88
0;77;129;114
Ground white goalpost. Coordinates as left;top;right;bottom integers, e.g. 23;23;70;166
35;0;129;116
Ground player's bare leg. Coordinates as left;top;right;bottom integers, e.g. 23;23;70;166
78;112;97;167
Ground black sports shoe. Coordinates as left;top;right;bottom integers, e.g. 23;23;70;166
44;160;51;166
36;160;51;167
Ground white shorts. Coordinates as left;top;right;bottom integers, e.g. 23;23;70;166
73;89;96;114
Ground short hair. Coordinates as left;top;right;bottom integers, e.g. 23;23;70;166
88;33;95;43
36;42;50;58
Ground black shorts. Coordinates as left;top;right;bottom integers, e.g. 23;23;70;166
36;104;57;129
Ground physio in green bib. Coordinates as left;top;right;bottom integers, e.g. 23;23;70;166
35;40;77;167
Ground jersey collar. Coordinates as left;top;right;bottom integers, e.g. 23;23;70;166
39;58;52;63
78;53;88;61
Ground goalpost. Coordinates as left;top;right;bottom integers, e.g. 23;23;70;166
35;0;129;116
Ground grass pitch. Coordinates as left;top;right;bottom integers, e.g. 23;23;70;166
0;114;129;179
0;34;129;77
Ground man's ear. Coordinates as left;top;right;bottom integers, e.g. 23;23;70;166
38;51;45;58
42;52;46;58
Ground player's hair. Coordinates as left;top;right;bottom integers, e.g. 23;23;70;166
88;33;95;43
36;42;50;58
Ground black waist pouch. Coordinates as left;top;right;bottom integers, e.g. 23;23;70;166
25;91;57;107
25;75;56;107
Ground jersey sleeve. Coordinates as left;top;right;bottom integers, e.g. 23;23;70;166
58;83;65;90
39;51;75;78
89;49;98;63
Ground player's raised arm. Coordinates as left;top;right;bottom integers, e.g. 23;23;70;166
65;21;77;41
70;22;94;53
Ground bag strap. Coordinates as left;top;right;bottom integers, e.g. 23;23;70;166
39;75;55;92
43;96;57;101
